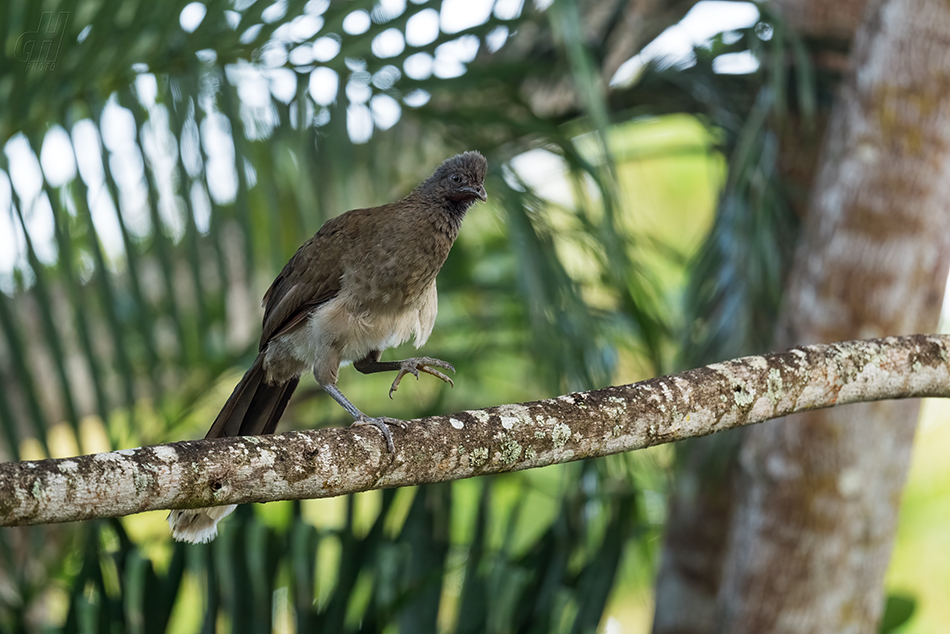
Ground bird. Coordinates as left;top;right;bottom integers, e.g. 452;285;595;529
168;151;488;543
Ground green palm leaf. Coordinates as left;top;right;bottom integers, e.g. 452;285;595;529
0;0;763;630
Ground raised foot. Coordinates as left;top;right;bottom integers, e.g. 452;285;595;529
389;357;455;398
351;415;407;453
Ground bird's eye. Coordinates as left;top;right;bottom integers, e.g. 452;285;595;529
451;174;462;184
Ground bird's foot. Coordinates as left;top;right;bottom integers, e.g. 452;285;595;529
388;357;455;398
351;415;407;453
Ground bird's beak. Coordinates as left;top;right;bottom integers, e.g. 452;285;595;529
463;185;488;202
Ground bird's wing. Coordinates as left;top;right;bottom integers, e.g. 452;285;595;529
258;211;360;349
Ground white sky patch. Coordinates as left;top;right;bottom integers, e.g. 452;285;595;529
440;35;479;63
342;10;371;35
241;105;280;140
289;43;314;66
242;158;258;188
111;154;152;240
289;14;323;41
71;122;129;267
180;116;202;178
25;197;58;266
373;0;406;22
5;135;43;202
309;67;338;105
269;68;297;103
372;65;401;90
403;52;433;80
240;24;263;45
196;48;218;65
370;94;401;130
510;148;573;207
669;0;760;53
233;63;273;108
180;2;206;33
312;35;340;62
135;73;158;108
0;0;762;282
86;185;125;261
139;105;178;241
262;1;288;24
345;76;372;104
433;53;464;78
405;9;439;47
289;99;314;128
611;1;760;86
109;145;145;205
3;137;57;273
347;103;373;144
602;617;621;634
493;0;525;20
71;120;104;189
440;0;493;34
261;40;289;67
713;51;759;74
190;180;212;233
202;113;238;204
2;135;58;270
433;35;479;78
40;126;77;187
372;28;405;58
0;171;23;291
403;89;430;108
485;25;509;52
304;0;329;17
100;98;138;154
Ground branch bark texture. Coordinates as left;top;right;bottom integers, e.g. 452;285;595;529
1;335;948;528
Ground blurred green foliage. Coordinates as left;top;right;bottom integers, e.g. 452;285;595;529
0;0;822;631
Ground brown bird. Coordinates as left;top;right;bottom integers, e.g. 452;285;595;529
168;151;488;543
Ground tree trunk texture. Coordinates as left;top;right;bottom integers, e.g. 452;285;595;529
717;0;950;631
650;0;868;631
772;0;868;41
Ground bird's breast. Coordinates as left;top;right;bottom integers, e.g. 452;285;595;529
269;277;438;374
346;250;444;307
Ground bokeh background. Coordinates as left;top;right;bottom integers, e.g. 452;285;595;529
1;0;947;632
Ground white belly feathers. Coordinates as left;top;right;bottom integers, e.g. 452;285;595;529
262;279;439;386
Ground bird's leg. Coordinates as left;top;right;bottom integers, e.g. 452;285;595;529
322;383;405;453
354;350;455;398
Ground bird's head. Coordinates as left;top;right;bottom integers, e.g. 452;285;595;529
425;151;488;208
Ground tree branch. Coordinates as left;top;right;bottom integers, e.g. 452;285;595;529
2;334;948;528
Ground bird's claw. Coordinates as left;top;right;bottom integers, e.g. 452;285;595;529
388;357;456;398
351;415;405;453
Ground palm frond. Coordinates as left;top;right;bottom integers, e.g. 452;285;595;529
0;0;756;630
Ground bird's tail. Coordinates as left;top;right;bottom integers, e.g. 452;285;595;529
168;354;299;543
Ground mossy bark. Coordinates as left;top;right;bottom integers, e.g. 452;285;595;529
1;335;948;528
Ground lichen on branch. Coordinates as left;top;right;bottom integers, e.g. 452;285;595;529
1;334;948;528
